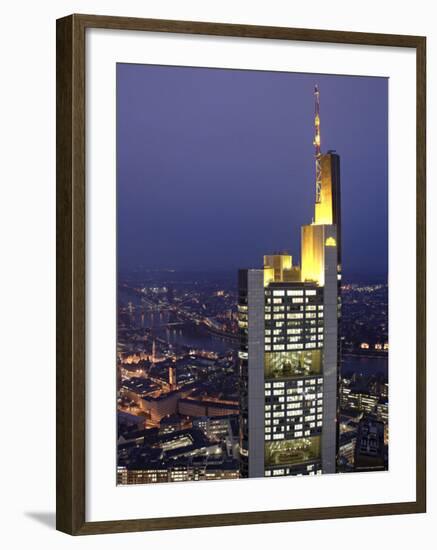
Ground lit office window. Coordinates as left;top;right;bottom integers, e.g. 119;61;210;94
289;343;304;350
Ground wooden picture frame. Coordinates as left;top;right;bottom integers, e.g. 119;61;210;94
56;13;426;535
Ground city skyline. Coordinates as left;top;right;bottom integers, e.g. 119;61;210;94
116;67;389;484
117;64;388;281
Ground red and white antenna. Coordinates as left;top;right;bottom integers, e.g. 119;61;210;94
313;85;322;204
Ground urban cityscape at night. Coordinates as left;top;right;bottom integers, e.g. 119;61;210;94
117;272;388;482
116;64;388;484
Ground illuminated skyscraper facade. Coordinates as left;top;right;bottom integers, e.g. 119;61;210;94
239;87;341;478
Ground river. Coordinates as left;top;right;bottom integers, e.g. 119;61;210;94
119;286;388;378
118;287;235;354
341;355;388;381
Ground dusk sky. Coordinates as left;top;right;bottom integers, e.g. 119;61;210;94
117;63;388;282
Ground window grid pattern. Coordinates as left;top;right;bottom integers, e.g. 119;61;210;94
264;378;324;441
264;285;324;352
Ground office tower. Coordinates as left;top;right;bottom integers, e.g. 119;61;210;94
168;362;176;390
239;86;341;478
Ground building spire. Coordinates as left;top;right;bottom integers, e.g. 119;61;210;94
313;85;322;204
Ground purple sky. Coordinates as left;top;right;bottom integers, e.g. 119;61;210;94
117;63;388;282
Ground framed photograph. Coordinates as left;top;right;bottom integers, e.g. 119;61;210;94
56;14;426;535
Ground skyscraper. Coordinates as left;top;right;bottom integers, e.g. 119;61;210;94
239;86;341;478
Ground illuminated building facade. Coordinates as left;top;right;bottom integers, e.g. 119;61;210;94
239;86;341;478
117;463;240;484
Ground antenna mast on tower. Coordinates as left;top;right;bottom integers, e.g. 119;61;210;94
313;85;322;204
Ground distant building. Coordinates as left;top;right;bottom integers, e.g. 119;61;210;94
140;391;179;422
117;426;240;484
168;362;177;389
178;398;238;418
117;459;240;484
119;360;151;379
338;431;356;466
354;415;385;471
120;376;160;402
193;415;234;442
193;414;240;458
340;385;380;414
376;401;389;424
159;413;184;434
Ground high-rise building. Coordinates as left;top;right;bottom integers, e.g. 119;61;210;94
354;415;385;472
239;86;341;478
